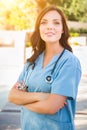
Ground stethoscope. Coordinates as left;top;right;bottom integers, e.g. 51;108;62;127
31;49;65;84
45;49;65;83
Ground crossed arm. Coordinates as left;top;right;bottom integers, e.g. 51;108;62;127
8;82;67;114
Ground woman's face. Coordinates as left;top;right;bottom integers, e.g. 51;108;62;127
39;10;63;44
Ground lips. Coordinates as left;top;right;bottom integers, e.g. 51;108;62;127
45;32;55;36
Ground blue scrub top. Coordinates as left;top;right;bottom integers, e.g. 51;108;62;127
18;49;82;130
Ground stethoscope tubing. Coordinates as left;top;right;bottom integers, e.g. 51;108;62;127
27;49;65;84
45;49;65;83
50;49;65;75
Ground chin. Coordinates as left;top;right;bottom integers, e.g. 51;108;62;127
45;40;58;44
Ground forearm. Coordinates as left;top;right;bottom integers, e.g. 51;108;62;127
8;89;38;105
24;100;50;114
8;87;50;105
24;95;67;114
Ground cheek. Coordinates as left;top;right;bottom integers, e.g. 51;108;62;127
57;26;63;32
39;26;44;33
56;28;63;37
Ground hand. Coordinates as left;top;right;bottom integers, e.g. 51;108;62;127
14;82;28;92
59;101;67;109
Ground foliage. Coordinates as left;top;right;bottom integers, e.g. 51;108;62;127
66;0;87;22
36;0;87;22
70;28;87;34
26;41;32;47
47;0;87;22
0;0;37;30
0;0;87;30
36;0;47;12
70;32;79;37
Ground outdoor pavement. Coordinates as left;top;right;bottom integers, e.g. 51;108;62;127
0;75;87;130
75;76;87;130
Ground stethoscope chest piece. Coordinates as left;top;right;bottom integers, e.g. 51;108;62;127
45;75;53;83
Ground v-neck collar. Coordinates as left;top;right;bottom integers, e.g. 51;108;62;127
39;51;61;69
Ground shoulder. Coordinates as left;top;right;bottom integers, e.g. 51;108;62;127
23;61;31;71
64;49;81;70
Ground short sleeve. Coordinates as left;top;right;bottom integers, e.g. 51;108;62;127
17;62;30;82
51;57;82;99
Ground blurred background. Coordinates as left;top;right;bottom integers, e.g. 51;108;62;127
0;0;87;130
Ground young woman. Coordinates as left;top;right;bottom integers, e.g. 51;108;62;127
8;5;82;130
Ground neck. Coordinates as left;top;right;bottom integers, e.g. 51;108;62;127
45;44;64;57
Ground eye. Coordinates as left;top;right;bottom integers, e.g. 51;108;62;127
40;21;47;25
54;21;60;25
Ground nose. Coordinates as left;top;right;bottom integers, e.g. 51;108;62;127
46;23;53;30
47;27;52;30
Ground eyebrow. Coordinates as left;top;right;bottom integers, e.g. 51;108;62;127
41;18;61;21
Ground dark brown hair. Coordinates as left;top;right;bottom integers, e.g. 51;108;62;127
27;5;72;63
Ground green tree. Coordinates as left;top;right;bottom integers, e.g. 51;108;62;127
36;0;47;13
45;0;87;22
0;0;87;30
67;0;87;21
0;0;37;30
